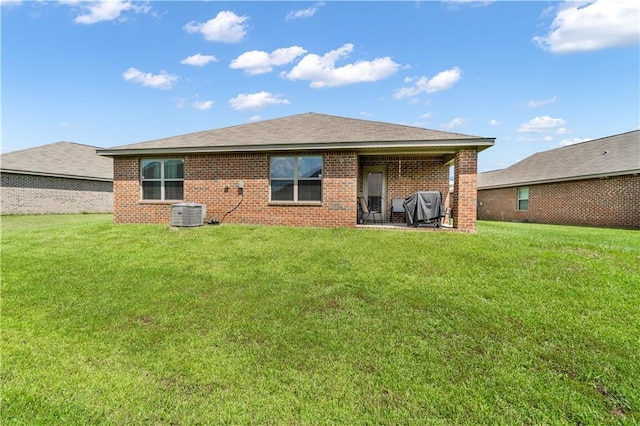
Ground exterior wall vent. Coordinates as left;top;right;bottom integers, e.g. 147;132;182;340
171;203;205;227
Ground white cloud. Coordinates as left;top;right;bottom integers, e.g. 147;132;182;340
393;67;462;99
285;2;325;20
420;112;432;120
230;46;307;75
533;0;640;53
184;11;249;43
559;137;591;146
517;137;538;142
249;115;263;122
527;96;557;108
71;0;149;25
181;53;218;67
192;100;213;110
59;122;82;128
122;67;178;90
281;43;400;88
490;119;499;125
518;135;554;143
0;0;23;7
228;91;290;110
555;127;571;134
442;117;467;129
517;116;565;133
443;0;495;6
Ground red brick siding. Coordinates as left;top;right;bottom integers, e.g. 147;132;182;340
453;149;478;232
114;152;358;227
358;155;449;222
477;174;640;229
113;152;476;229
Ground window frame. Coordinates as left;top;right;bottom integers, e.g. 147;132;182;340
517;187;529;211
140;158;184;201
269;155;323;203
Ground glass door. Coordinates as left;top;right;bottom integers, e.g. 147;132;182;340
363;166;386;220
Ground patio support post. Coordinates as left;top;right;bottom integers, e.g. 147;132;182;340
453;149;478;232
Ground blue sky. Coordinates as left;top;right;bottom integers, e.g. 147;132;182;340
2;0;639;172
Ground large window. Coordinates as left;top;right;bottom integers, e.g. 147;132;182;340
270;156;322;202
141;159;184;200
517;187;529;211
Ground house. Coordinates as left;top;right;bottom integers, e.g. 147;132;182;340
0;142;113;215
477;130;640;229
97;113;494;231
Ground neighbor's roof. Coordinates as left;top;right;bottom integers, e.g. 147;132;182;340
0;142;113;181
98;112;494;156
478;129;640;189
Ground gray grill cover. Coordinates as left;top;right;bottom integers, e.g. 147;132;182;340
403;191;444;226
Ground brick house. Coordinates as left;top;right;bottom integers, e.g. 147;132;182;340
1;142;113;215
98;113;494;231
477;130;640;229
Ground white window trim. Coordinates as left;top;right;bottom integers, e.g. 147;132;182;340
141;159;184;201
517;187;529;211
270;156;323;202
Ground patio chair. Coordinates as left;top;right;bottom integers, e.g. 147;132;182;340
358;195;382;224
390;198;406;223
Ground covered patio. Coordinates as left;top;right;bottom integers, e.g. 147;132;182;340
354;149;477;231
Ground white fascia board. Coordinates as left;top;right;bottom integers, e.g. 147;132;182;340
0;169;113;182
97;139;495;157
478;170;640;190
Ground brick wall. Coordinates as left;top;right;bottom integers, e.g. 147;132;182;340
0;172;113;214
113;152;359;227
359;155;449;223
477;174;640;229
113;152;473;228
453;149;478;232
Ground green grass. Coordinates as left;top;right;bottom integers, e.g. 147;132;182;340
1;214;639;424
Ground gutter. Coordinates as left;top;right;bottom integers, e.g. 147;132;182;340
97;139;495;157
0;169;113;182
478;170;640;190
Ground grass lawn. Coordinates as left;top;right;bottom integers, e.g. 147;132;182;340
1;214;638;424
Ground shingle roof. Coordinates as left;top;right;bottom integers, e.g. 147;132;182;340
478;130;640;189
0;142;113;181
98;112;494;155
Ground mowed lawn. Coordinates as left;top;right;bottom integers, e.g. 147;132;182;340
1;214;638;425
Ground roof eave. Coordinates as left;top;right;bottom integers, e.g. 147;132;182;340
478;169;640;190
0;168;113;182
97;139;495;157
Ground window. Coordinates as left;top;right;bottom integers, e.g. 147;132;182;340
517;187;529;211
141;159;184;200
270;156;322;202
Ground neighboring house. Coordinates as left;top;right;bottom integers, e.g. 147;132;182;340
97;113;494;231
477;130;640;229
1;142;113;215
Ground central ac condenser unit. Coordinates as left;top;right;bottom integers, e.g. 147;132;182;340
171;203;205;227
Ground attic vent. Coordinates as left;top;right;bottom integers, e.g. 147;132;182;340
171;203;205;227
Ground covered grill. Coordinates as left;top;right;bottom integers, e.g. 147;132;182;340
403;191;445;228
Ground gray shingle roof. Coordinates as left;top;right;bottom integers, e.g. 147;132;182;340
478;130;640;189
0;142;113;181
98;112;494;155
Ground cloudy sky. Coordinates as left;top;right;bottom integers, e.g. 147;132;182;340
2;0;638;172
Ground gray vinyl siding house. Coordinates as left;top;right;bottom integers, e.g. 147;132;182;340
477;130;640;229
0;142;113;215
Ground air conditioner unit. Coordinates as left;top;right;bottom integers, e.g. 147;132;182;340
171;203;205;227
